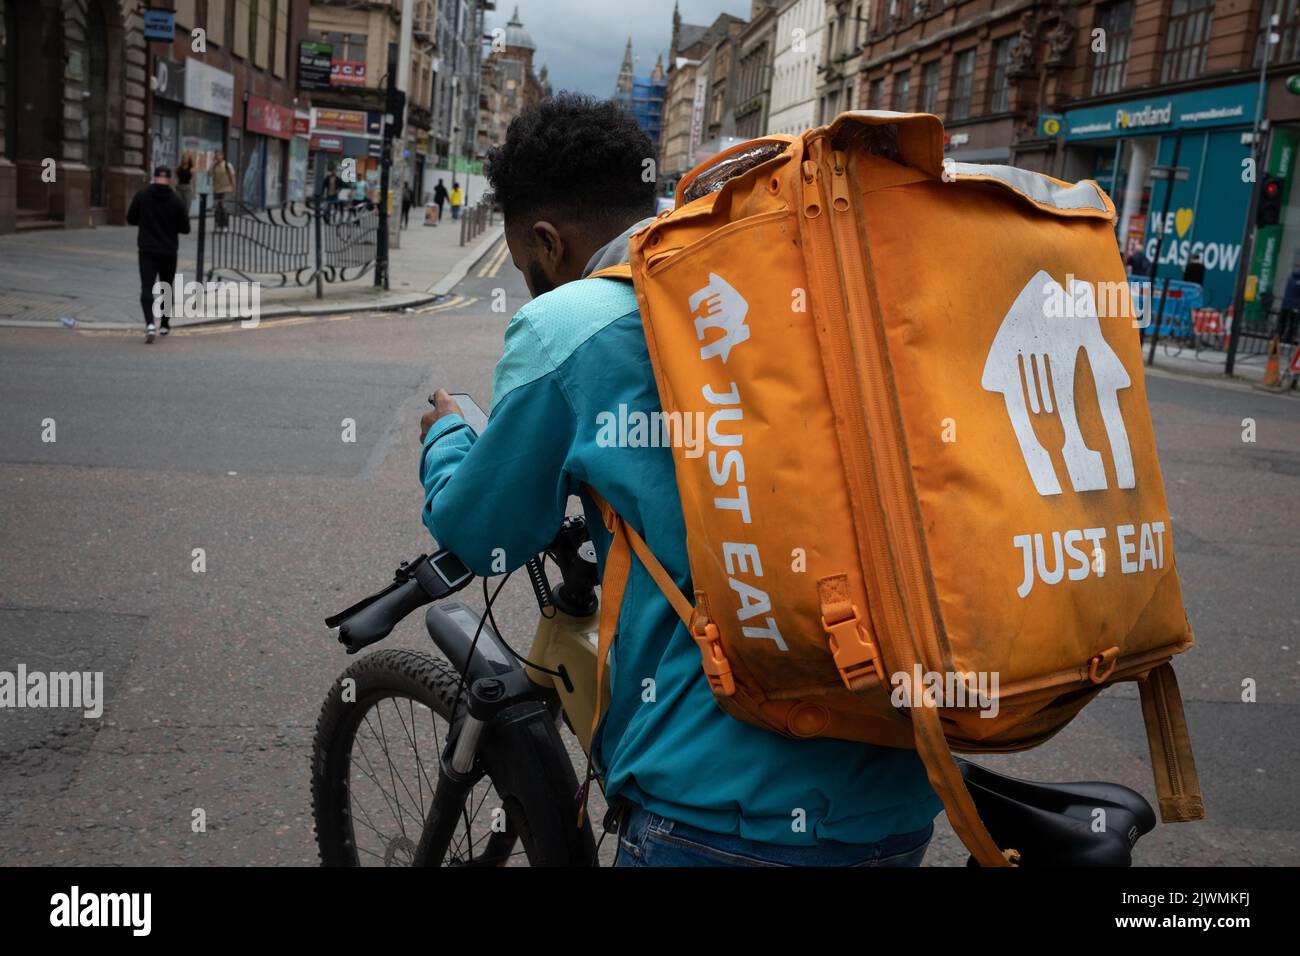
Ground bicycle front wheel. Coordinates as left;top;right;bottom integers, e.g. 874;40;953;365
311;648;595;866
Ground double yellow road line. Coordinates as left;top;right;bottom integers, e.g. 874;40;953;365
476;239;511;279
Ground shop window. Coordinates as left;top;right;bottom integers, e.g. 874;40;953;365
951;49;975;120
1161;0;1214;83
989;36;1013;113
891;69;911;111
1091;1;1134;96
920;60;940;114
1256;0;1300;66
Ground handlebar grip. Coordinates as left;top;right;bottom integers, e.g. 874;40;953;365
336;578;431;653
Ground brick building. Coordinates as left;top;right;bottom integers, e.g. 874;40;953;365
858;1;1300;324
1;0;311;234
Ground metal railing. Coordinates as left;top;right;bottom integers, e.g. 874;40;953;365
195;194;379;299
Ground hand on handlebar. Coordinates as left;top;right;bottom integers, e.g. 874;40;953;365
420;388;465;442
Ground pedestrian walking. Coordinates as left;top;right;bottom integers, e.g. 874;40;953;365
176;151;195;216
402;182;413;229
1279;255;1300;344
450;181;463;220
211;151;236;231
317;163;340;223
433;178;448;226
126;165;191;343
1124;239;1151;277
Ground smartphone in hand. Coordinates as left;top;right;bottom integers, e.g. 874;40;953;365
448;392;489;434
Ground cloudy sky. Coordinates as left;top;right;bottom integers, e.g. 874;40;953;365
484;1;755;98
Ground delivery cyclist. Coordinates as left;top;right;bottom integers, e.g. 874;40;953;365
417;93;941;867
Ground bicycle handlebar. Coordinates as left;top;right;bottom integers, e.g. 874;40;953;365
333;577;432;654
325;519;597;654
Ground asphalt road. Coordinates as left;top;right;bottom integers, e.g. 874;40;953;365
1;243;1297;866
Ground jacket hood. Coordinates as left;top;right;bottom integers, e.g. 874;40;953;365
582;216;656;278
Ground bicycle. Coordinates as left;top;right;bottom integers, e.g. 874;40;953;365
311;408;1159;867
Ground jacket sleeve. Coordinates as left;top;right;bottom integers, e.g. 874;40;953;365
419;373;578;577
177;196;191;234
126;193;139;226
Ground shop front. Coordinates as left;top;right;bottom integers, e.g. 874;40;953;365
150;57;234;215
309;109;384;203
241;95;295;208
1063;83;1258;314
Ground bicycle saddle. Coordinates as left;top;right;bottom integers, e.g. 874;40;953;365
956;758;1156;867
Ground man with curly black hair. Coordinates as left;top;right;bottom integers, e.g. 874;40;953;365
415;94;939;867
479;92;658;297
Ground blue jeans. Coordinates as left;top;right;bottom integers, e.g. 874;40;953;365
613;805;934;867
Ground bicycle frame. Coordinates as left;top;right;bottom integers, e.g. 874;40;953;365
521;607;605;754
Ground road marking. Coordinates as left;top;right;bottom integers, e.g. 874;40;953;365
477;239;510;278
415;295;478;314
75;294;482;337
175;314;321;335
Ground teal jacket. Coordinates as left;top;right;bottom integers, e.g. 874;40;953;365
419;225;941;845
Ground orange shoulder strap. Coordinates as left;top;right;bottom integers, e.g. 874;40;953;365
588;264;633;281
575;485;697;828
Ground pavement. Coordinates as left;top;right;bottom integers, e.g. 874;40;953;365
0;208;504;331
0;250;1297;866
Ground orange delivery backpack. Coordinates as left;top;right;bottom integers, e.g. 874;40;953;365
586;111;1203;866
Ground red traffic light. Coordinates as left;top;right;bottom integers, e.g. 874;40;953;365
1264;179;1283;199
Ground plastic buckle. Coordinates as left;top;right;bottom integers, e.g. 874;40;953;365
691;621;736;697
822;606;879;692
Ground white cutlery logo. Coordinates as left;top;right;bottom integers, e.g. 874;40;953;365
982;271;1135;496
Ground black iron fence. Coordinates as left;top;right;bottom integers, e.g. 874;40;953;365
195;194;379;299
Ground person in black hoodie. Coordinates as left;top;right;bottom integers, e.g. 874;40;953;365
127;166;191;343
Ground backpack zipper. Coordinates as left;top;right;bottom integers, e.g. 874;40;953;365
799;138;918;682
821;143;949;677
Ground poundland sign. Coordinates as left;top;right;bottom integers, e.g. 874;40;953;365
1064;84;1257;140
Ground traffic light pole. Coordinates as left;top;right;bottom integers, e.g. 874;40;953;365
1226;4;1278;376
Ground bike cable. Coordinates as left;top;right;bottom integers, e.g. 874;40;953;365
450;570;515;720
480;574;574;694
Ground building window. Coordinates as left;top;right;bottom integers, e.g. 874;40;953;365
1091;1;1134;95
920;60;940;114
891;69;910;111
868;77;885;110
990;36;1013;113
1161;0;1214;83
950;49;975;119
1257;0;1300;66
322;32;367;62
